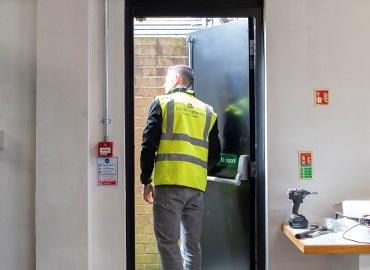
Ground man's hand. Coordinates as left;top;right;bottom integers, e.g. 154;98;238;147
142;183;155;204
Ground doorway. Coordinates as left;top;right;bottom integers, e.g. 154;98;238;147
125;8;265;270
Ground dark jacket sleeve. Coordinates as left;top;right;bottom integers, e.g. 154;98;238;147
207;119;221;174
140;98;162;185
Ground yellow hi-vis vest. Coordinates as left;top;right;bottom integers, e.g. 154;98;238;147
153;91;217;192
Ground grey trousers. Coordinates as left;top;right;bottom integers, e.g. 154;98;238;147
153;185;204;270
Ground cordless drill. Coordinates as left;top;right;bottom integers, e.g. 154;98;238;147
287;189;318;229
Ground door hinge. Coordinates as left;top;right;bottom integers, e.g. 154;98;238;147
250;161;257;178
135;17;146;22
249;40;256;56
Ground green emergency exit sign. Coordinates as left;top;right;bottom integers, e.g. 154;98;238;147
300;166;312;179
217;153;238;168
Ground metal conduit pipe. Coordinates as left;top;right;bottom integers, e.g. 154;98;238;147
103;0;111;141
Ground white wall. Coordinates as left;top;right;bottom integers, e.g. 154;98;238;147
36;0;126;269
36;0;89;268
88;0;125;269
0;0;36;269
265;1;370;269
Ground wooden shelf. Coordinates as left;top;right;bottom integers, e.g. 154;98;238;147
282;224;370;254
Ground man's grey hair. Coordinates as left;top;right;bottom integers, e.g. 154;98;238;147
168;65;194;88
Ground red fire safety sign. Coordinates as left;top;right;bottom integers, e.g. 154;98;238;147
315;89;329;105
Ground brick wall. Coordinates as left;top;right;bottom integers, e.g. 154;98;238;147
134;37;188;270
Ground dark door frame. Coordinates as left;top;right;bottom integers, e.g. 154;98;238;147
124;7;265;270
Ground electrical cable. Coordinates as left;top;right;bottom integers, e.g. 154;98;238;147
342;223;370;244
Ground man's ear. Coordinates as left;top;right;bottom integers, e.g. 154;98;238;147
174;74;181;85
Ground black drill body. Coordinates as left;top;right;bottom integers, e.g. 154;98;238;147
287;189;317;229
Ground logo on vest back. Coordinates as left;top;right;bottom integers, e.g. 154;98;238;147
176;102;205;118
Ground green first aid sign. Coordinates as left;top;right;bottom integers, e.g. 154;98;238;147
217;153;238;168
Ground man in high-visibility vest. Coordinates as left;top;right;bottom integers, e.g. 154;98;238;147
140;65;221;270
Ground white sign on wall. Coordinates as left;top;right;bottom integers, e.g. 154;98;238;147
97;157;118;186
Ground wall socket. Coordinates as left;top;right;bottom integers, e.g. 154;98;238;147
0;130;4;149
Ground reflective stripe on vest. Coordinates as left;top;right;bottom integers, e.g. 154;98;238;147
156;153;208;169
